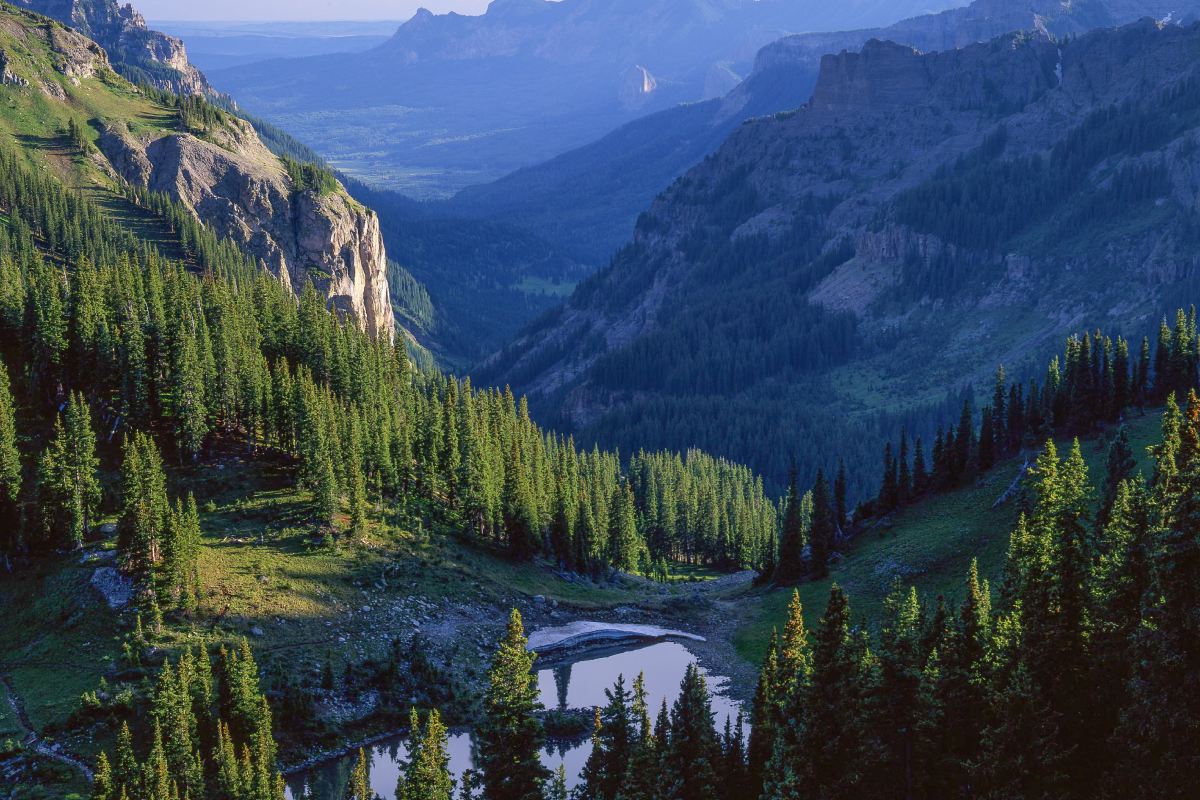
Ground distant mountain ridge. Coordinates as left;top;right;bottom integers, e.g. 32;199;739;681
209;0;967;197
450;0;1200;267
478;17;1200;492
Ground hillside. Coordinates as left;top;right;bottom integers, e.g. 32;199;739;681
0;1;394;341
733;408;1165;664
479;18;1200;495
208;0;965;198
11;0;211;95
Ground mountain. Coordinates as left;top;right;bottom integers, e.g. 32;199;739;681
478;18;1200;493
0;2;394;340
10;0;211;94
450;0;1200;267
152;20;399;72
208;0;967;197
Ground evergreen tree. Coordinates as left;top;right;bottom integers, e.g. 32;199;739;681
118;431;169;595
37;392;100;549
348;747;373;800
662;664;720;800
0;357;21;551
476;610;548;800
773;467;806;585
809;470;836;579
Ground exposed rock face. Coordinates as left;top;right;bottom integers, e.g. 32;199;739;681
13;0;210;95
481;19;1200;485
97;118;395;341
618;64;658;109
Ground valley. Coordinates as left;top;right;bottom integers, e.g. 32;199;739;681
2;1;1200;799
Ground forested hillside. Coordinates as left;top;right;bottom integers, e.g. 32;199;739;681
481;19;1200;497
447;0;1200;268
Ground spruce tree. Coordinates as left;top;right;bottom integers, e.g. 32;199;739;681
476;610;548;800
118;431;169;594
809;470;836;579
662;664;720;800
0;356;20;549
773;467;806;585
347;747;373;800
37;392;100;549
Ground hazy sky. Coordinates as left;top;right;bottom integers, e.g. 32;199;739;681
139;0;493;22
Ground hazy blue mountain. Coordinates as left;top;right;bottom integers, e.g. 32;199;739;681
208;0;967;197
448;0;1200;266
153;20;398;72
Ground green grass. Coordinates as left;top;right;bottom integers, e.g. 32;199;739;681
733;410;1165;666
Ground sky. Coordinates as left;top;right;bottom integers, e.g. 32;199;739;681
137;0;493;22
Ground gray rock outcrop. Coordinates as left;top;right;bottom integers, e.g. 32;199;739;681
98;117;395;340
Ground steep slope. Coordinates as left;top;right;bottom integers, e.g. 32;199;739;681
209;0;966;197
450;0;1200;267
479;19;1200;492
10;0;211;95
0;3;394;340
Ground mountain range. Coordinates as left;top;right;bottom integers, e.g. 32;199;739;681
205;0;966;197
478;15;1200;493
448;0;1200;266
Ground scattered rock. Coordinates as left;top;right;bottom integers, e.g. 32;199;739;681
90;567;132;610
249;626;265;638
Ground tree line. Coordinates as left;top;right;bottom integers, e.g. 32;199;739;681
0;133;778;587
870;309;1197;519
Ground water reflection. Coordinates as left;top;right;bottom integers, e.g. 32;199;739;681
288;641;741;799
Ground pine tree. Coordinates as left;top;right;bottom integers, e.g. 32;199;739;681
773;467;806;585
1099;426;1136;525
347;747;373;800
118;431;169;594
799;584;871;797
622;672;659;800
607;481;639;573
476;610;548;800
37;392;100;549
0;356;21;550
833;460;848;531
809;470;836;579
872;582;925;800
662;664;720;800
404;710;454;800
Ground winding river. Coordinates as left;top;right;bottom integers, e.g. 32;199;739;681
288;624;742;799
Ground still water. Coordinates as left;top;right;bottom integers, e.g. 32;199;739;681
288;639;742;799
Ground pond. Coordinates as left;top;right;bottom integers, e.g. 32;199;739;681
287;634;742;799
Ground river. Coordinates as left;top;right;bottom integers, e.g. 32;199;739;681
287;630;742;798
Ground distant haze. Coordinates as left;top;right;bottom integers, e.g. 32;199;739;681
139;0;492;21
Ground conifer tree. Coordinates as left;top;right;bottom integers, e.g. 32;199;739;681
348;747;373;800
799;585;871;797
662;664;720;800
37;392;100;549
118;431;169;593
476;610;548;800
773;467;806;585
0;357;20;549
809;470;836;579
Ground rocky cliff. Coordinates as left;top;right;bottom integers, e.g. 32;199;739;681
0;3;394;341
97;117;395;340
479;18;1200;488
12;0;210;95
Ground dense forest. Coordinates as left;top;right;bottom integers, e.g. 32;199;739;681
0;116;779;598
90;385;1200;799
